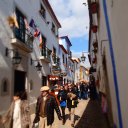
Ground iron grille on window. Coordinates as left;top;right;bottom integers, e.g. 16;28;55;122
40;4;46;19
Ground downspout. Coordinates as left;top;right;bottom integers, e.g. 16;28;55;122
102;0;123;127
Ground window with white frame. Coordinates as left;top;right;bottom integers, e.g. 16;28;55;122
51;23;56;34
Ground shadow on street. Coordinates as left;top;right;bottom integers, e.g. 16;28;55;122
75;100;110;128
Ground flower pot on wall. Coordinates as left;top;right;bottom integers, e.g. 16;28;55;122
91;25;98;33
93;48;98;54
92;56;97;64
93;41;98;48
90;2;98;14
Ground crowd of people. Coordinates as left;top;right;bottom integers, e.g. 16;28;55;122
0;82;92;128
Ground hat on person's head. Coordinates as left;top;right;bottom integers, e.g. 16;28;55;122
40;86;50;92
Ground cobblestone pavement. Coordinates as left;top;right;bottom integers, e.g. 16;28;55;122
75;100;109;128
31;99;109;128
52;99;89;128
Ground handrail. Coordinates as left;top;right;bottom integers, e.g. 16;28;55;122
12;27;34;49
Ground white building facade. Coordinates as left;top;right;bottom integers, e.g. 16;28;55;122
88;0;128;127
0;0;61;113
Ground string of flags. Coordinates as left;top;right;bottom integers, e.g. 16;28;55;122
28;18;43;48
7;13;43;48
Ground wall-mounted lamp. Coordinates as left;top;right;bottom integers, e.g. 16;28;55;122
47;21;50;25
31;58;42;71
83;3;88;6
5;47;22;64
81;53;86;62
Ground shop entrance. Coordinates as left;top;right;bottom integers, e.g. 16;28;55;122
14;70;26;94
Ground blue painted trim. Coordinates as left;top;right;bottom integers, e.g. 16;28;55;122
102;0;123;127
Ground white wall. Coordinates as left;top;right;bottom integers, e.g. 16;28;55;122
0;0;60;113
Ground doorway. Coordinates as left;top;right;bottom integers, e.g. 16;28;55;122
14;70;26;94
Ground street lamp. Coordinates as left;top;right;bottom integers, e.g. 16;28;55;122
31;58;42;71
5;47;22;65
81;51;88;62
81;53;86;62
35;62;42;71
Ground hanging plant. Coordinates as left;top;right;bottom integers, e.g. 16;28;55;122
91;25;98;33
92;56;97;63
93;48;98;53
90;2;98;14
93;41;98;48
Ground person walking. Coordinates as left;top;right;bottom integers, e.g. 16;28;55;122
32;86;62;128
67;85;78;127
0;115;4;128
77;83;82;99
57;86;67;125
2;91;31;128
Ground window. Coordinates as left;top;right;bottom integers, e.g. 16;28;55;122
15;8;26;42
53;47;56;55
62;54;65;63
66;58;67;66
51;23;55;34
40;35;46;55
29;80;33;91
42;76;47;86
1;78;9;96
40;4;46;19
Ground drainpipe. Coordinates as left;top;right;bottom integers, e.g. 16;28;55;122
102;0;123;127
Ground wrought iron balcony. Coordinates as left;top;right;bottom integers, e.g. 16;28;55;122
52;54;60;65
39;46;51;63
11;27;34;53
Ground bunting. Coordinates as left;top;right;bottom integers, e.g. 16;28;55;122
24;18;30;30
29;19;36;29
39;34;43;48
7;12;19;28
34;28;40;37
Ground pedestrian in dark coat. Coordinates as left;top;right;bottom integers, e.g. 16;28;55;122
33;86;62;128
57;86;67;125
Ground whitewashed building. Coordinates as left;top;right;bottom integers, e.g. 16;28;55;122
0;0;61;113
88;0;128;127
59;36;74;84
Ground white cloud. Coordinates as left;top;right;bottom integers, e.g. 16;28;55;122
49;0;89;38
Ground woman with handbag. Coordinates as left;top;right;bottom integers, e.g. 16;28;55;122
57;86;67;125
67;85;78;127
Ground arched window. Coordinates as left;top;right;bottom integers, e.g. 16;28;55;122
1;78;9;96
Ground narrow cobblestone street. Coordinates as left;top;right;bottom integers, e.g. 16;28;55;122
31;99;109;128
75;100;109;128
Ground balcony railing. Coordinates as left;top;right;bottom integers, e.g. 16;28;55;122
52;54;60;65
11;27;34;52
39;47;51;63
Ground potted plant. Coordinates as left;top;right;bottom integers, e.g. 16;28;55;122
93;41;98;48
90;2;98;14
93;48;98;53
91;25;98;33
92;56;97;64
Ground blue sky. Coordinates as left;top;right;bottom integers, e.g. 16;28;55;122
49;0;89;61
70;35;89;52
